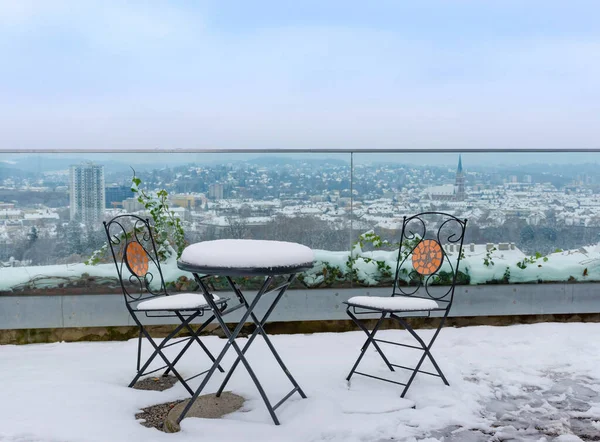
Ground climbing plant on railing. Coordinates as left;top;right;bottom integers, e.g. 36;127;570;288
516;251;548;270
345;230;394;285
130;173;185;260
85;171;185;265
483;246;496;267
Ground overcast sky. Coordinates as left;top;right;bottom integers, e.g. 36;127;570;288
1;1;599;152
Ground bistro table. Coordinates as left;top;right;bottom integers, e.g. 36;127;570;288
175;239;314;425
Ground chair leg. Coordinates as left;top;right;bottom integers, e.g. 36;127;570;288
345;308;451;397
346;312;392;381
165;311;225;375
136;328;143;372
392;314;449;398
139;327;195;395
128;312;197;395
347;308;395;373
161;332;197;378
133;311;199;379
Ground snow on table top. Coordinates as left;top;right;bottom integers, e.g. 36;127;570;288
136;293;220;311
346;295;438;311
179;239;315;269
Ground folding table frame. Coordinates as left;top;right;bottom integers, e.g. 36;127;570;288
104;215;228;396
345;212;467;397
174;264;312;426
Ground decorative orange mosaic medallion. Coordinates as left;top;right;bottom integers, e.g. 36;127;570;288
125;242;149;276
412;239;443;275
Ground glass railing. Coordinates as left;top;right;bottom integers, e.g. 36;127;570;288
1;150;599;296
353;151;600;287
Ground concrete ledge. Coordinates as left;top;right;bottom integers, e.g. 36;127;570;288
2;283;600;331
2;313;600;345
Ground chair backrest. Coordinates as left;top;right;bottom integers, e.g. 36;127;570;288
392;212;467;307
103;214;167;303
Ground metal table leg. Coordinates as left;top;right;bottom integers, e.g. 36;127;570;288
177;273;306;425
215;275;307;401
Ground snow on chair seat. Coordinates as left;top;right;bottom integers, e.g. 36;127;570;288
346;296;438;311
137;293;221;311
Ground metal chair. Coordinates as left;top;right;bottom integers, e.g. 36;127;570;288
104;214;228;395
345;212;467;397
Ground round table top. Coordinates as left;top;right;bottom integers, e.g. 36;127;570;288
177;239;315;276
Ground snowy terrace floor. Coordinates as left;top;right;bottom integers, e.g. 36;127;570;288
2;323;600;442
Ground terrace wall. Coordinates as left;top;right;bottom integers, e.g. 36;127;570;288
2;283;599;344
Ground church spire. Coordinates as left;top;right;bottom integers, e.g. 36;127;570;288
454;155;465;201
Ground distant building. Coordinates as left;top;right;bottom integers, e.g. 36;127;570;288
122;198;144;212
0;209;22;220
425;184;456;201
454;155;465;201
105;185;131;208
69;164;105;226
170;194;206;210
425;155;466;201
209;183;224;200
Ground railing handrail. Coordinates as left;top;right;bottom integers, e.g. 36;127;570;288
2;148;600;154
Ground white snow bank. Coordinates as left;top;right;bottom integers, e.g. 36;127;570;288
2;241;600;292
0;262;120;289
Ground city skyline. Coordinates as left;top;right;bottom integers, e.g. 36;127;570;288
2;151;600;280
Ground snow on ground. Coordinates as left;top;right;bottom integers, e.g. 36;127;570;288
1;323;600;442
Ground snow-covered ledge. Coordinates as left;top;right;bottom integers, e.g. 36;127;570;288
2;242;600;296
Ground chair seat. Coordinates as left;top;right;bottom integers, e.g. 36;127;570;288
346;296;438;312
136;293;221;311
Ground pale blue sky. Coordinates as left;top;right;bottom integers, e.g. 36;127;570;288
1;1;599;151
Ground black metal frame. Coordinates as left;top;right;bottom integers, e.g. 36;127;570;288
345;212;467;397
103;214;228;395
176;266;311;426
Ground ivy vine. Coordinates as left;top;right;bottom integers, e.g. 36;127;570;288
85;170;186;265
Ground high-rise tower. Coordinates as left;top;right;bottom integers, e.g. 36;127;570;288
69;163;105;226
454;155;465;201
